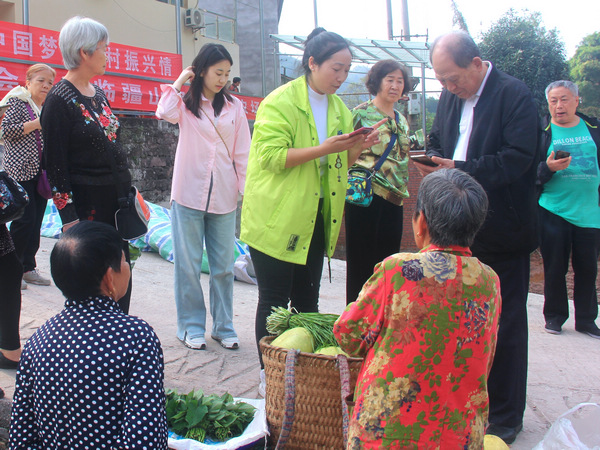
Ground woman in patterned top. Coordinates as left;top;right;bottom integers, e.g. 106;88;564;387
41;16;134;313
1;63;56;289
9;221;167;449
345;60;412;304
334;169;501;449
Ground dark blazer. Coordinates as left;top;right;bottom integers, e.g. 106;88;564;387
428;64;539;261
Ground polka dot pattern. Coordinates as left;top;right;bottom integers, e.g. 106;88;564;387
9;295;168;449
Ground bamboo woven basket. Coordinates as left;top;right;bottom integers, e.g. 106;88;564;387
259;336;363;449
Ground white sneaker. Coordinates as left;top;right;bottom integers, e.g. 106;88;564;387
21;279;27;290
23;269;51;286
258;369;266;397
211;335;239;349
178;332;206;350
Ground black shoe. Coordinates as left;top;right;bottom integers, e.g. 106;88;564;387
575;323;600;339
486;423;523;445
0;352;19;369
544;320;562;335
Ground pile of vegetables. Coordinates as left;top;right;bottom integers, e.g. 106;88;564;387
267;307;348;356
165;389;256;443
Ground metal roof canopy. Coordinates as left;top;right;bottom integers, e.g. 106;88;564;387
270;34;431;148
270;34;431;68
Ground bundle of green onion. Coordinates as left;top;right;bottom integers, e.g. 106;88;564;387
266;306;339;350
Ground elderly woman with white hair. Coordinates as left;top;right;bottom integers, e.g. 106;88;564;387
41;16;134;313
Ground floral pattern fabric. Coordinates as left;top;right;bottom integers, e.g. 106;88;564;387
334;245;501;449
41;79;130;225
351;101;411;206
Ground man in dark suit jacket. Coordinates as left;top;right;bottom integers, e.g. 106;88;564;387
415;31;538;445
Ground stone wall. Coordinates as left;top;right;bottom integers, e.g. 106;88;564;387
120;117;179;204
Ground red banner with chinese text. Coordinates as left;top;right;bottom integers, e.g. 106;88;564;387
0;21;262;118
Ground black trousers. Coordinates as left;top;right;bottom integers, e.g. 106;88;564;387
345;194;403;304
9;177;47;273
251;206;325;367
483;254;530;428
71;183;132;314
539;207;599;326
0;248;22;350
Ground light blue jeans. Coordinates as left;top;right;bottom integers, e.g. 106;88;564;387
171;201;237;341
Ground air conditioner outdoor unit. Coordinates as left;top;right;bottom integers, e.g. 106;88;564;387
408;93;422;115
185;8;204;28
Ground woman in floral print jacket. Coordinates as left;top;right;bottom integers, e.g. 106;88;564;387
335;169;501;449
41;17;134;313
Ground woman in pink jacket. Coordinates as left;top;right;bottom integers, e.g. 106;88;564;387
156;44;250;351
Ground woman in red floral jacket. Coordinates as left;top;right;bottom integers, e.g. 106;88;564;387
335;169;501;449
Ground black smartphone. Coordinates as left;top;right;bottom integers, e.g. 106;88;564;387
410;154;439;167
555;150;571;160
348;127;374;137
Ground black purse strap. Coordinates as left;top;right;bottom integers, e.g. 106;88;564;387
372;111;400;173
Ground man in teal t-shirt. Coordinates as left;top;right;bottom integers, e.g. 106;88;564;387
537;80;600;339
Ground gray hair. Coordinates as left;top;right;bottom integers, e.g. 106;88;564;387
415;169;488;248
430;31;480;68
59;16;109;70
545;80;578;99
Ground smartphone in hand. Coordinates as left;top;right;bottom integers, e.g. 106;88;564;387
349;126;374;137
555;150;571;160
410;154;439;167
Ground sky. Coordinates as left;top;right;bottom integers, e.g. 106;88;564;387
278;0;596;59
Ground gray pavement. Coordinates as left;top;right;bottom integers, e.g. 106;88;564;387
1;236;600;449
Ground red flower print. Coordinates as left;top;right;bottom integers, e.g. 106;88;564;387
98;114;110;127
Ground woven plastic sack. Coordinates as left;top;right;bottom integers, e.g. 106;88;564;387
533;403;600;450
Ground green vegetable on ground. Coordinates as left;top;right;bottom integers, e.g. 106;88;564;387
266;306;339;350
165;389;256;443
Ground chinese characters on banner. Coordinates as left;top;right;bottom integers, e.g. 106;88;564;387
0;21;262;119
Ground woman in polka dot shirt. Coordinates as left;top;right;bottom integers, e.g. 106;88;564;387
9;221;167;449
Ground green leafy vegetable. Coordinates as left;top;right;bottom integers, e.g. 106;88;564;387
266;306;339;350
165;389;256;443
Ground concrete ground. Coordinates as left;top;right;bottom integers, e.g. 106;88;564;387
1;236;600;449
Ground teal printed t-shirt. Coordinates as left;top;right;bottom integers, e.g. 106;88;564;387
539;119;600;228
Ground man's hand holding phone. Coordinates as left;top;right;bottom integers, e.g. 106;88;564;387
546;150;571;172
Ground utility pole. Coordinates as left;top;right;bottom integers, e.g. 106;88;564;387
313;0;318;28
386;0;393;40
401;0;410;40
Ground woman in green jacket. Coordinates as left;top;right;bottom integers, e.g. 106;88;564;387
241;28;382;370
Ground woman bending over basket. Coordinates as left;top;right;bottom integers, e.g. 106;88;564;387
334;169;501;449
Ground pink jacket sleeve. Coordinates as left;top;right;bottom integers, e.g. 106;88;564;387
232;98;251;195
155;84;183;124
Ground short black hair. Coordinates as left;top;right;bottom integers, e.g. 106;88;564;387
430;31;480;68
366;59;411;96
302;27;351;77
415;169;488;247
50;221;125;300
232;77;241;84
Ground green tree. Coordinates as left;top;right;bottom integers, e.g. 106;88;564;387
450;0;470;34
479;10;568;116
570;32;600;118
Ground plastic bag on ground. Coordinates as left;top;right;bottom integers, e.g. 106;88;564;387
533;402;600;450
167;398;267;450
